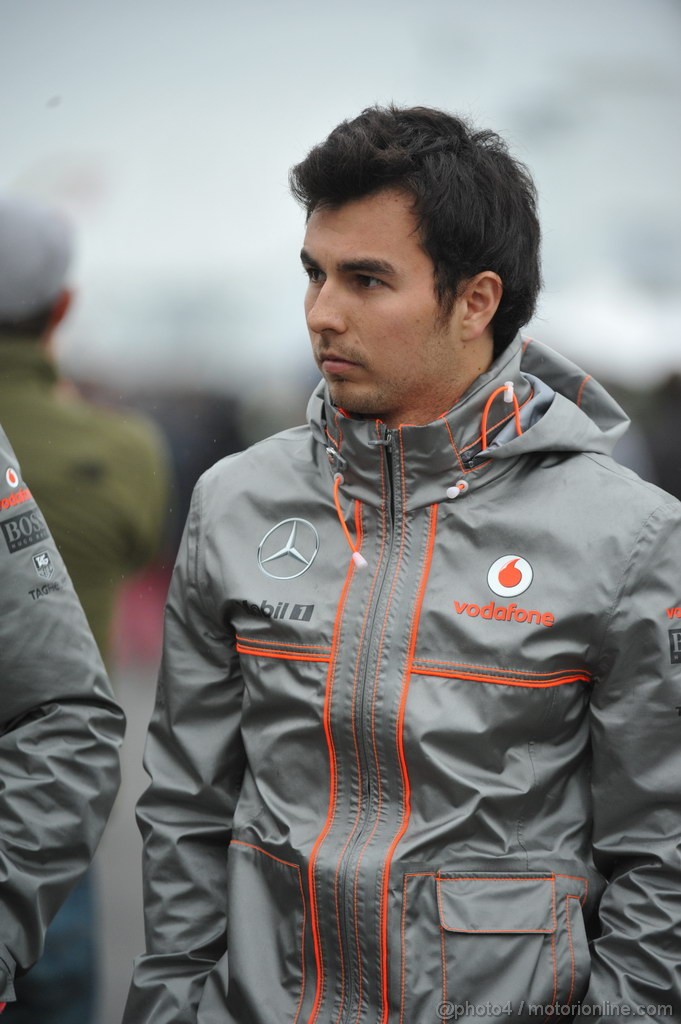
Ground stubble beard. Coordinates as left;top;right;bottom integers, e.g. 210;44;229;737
326;377;390;419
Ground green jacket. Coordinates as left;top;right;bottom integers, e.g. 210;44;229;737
0;337;169;658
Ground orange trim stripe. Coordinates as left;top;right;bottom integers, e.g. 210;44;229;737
328;502;363;1022
399;872;435;1024
351;432;410;1024
576;375;591;408
236;635;332;651
231;839;300;870
411;666;590;688
379;503;439;1023
415;658;587;679
236;644;331;663
332;495;385;1024
565;894;580;1006
306;501;363;1024
556;873;589;907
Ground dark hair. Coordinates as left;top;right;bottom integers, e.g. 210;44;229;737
0;304;55;340
289;105;541;354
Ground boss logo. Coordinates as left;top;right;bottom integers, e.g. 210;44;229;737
1;509;50;553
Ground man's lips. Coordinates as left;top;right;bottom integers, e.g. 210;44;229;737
319;354;361;375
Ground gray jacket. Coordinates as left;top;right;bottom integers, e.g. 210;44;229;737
125;336;681;1024
0;426;125;1004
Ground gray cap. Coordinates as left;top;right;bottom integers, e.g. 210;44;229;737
0;195;75;321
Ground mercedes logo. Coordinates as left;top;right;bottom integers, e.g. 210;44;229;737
257;518;320;579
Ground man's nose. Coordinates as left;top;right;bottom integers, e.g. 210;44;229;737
306;282;346;334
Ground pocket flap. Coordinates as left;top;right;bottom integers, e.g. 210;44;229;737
437;873;556;934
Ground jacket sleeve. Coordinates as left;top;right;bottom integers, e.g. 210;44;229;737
0;427;125;1003
586;500;681;1021
123;475;247;1024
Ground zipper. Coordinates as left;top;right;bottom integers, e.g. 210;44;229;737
336;425;399;1022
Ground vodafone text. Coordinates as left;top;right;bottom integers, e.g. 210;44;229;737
454;599;554;628
0;487;32;512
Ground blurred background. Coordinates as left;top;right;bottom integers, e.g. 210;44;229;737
2;0;680;1021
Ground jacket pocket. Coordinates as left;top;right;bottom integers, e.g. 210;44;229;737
399;871;589;1023
223;840;306;1024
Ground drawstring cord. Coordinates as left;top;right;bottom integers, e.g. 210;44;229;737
333;473;368;570
448;381;523;499
330;379;524;551
481;380;523;452
446;479;469;499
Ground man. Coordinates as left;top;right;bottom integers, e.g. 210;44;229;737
125;107;681;1023
0;195;169;1023
0;426;125;1012
0;196;170;661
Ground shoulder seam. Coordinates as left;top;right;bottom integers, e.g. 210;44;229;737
593;502;679;677
581;452;678;506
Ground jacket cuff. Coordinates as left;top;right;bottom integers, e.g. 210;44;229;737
0;950;16;1004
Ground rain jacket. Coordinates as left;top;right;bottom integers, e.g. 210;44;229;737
125;336;681;1024
0;426;125;1004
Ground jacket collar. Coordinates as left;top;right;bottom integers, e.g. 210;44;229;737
307;335;534;511
0;337;58;389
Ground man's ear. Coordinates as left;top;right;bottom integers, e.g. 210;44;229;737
43;288;73;343
459;272;502;342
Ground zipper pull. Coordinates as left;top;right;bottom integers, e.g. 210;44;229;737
368;427;393;450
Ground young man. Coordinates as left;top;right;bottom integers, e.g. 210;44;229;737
125;107;681;1023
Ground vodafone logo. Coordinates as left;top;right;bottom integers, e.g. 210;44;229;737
487;555;533;597
5;467;19;488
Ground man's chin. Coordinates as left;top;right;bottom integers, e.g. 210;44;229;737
327;382;385;419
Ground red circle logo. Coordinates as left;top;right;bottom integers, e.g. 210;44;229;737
5;467;19;488
487;555;533;597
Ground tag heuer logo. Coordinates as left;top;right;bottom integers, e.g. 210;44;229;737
257;518;319;579
669;629;681;665
33;550;55;580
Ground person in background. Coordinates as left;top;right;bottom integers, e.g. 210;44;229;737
0;425;125;1013
0;195;170;1024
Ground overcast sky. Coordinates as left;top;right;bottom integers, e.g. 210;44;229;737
2;0;680;385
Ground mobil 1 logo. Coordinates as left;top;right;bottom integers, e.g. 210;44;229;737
1;508;50;553
240;599;315;622
669;629;681;665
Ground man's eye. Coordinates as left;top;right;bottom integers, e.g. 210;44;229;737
358;275;382;289
304;266;324;284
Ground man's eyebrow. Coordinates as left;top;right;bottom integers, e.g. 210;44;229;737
300;248;320;269
299;249;397;277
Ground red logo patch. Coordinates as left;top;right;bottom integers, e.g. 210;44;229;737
487;555;533;597
0;487;32;512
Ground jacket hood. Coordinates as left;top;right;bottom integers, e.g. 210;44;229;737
498;336;630;460
306;335;629;511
